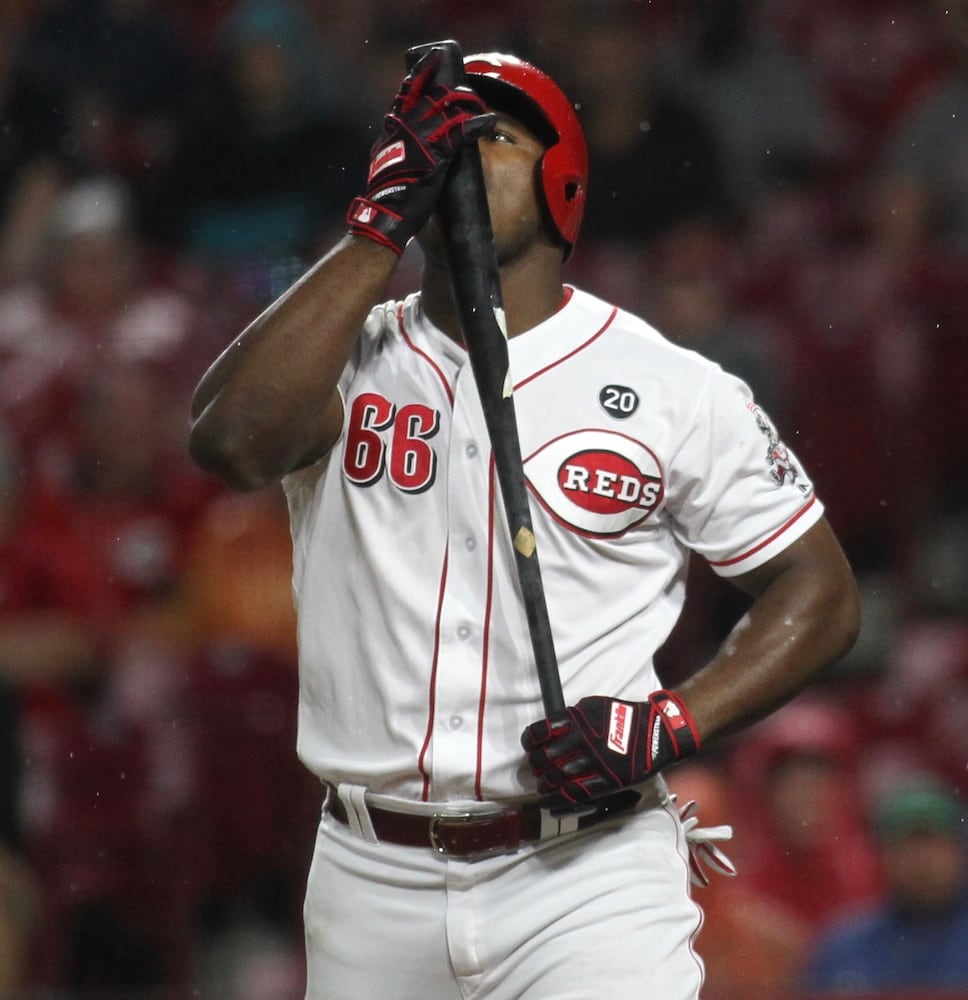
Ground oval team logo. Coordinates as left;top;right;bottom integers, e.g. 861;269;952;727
525;429;664;537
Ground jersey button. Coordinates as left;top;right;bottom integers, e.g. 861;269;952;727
464;537;476;551
465;443;478;458
448;716;463;730
457;625;471;640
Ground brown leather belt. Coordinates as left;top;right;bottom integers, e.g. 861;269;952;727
323;784;644;860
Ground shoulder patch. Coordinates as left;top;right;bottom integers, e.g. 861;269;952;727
747;402;812;496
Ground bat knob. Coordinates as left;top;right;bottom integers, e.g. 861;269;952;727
405;39;465;86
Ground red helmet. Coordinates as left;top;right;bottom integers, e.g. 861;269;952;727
464;52;587;256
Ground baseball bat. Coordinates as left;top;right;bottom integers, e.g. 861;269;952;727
405;40;565;716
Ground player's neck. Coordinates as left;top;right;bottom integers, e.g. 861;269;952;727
420;251;566;345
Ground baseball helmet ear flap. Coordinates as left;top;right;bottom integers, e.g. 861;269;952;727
463;52;588;258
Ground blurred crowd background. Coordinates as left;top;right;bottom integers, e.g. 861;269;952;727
0;0;966;997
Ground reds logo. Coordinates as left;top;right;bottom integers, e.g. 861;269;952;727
558;452;662;514
524;429;665;537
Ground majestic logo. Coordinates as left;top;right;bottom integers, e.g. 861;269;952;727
608;701;633;755
524;429;664;537
369;140;406;181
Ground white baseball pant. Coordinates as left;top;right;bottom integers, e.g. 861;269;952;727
303;793;704;999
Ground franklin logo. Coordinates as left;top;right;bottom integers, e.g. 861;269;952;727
607;701;633;755
524;429;665;537
369;140;406;181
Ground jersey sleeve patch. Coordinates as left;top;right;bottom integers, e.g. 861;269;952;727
747;401;812;497
666;368;823;574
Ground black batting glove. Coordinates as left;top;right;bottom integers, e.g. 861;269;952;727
521;690;701;810
347;47;495;256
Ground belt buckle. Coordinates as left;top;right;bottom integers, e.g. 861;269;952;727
429;810;509;861
428;811;476;858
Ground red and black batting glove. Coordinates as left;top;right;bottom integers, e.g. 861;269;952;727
521;690;701;810
346;47;495;256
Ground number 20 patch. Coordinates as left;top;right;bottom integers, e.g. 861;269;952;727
599;384;640;419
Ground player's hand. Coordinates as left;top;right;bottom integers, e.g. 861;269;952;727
346;47;495;256
520;690;701;810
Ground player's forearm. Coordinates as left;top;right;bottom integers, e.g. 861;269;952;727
521;525;858;811
675;519;860;743
189;236;398;489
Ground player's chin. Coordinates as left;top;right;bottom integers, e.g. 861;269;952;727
418;212;547;271
492;226;545;269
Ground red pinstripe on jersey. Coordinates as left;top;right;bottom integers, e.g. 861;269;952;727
417;548;449;801
398;301;458;801
397;302;456;406
515;305;618;390
473;456;499;800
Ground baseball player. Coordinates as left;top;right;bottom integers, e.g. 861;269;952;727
189;45;860;1000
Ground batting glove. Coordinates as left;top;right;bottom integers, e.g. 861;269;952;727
346;47;495;256
521;690;701;810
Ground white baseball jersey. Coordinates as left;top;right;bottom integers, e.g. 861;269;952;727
284;285;822;804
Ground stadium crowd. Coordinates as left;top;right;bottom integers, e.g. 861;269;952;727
0;0;966;997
